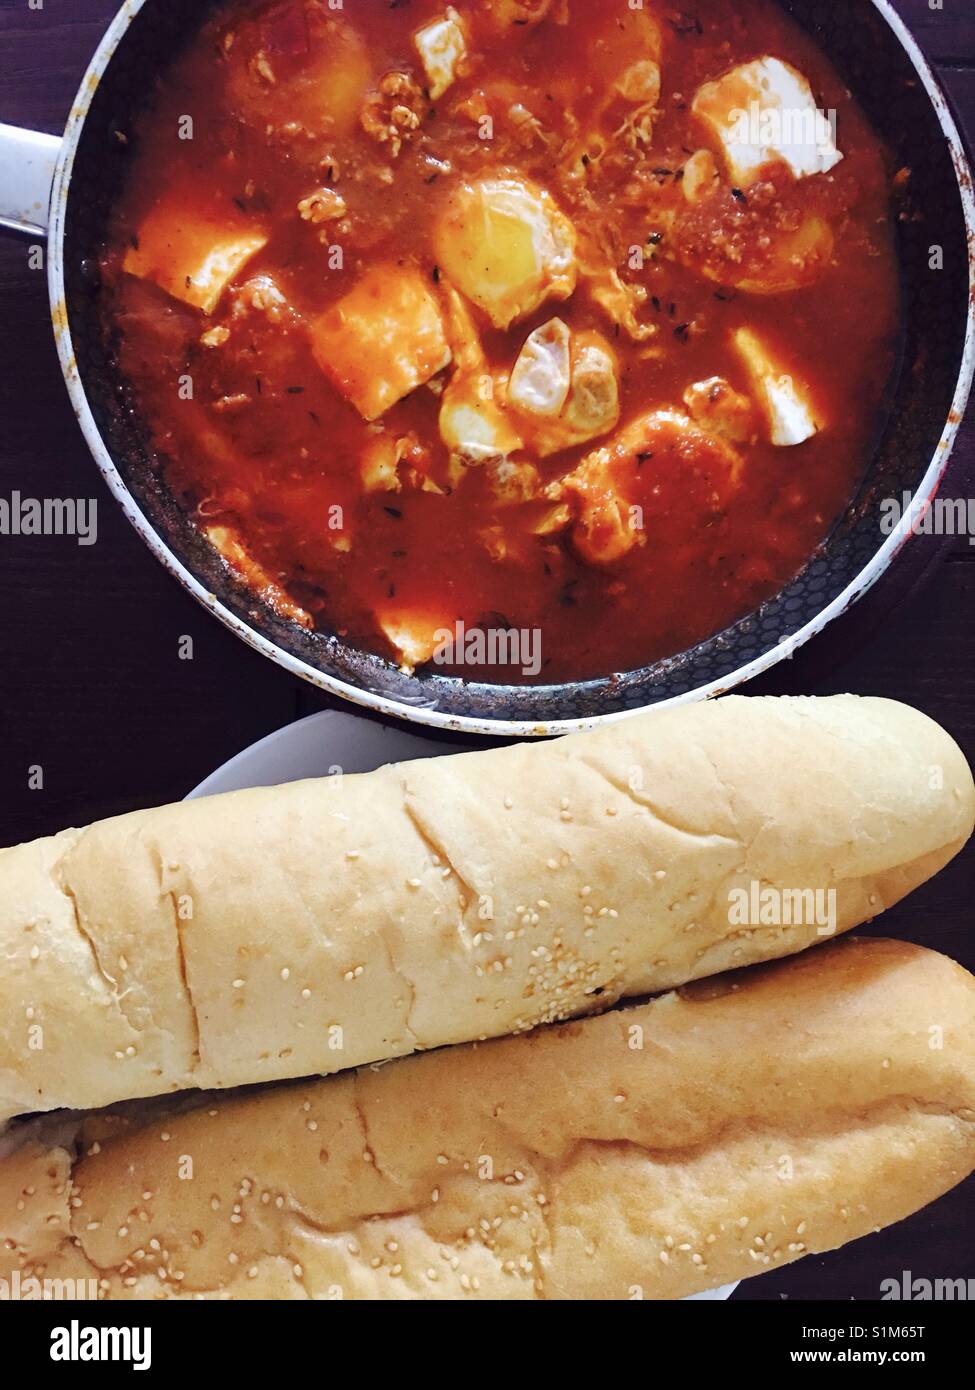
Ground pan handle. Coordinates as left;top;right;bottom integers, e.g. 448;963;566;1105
0;123;61;236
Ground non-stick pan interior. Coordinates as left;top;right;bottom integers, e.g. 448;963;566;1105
63;0;970;724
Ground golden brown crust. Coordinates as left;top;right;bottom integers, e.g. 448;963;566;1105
2;939;973;1300
0;695;972;1125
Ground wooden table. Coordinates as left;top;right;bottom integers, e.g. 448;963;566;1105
0;0;971;1302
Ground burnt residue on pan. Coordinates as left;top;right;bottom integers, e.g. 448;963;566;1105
61;0;971;727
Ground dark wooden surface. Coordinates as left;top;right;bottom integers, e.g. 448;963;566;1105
0;0;972;1303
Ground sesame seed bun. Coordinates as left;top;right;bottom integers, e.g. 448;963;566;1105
2;938;973;1299
0;695;971;1126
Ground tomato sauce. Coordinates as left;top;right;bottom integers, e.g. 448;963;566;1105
100;0;901;684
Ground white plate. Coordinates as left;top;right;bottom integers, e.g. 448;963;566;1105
189;710;738;1301
187;709;467;798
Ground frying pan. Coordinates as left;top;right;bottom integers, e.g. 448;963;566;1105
0;0;972;737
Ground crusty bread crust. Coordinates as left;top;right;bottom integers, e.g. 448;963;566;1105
1;695;971;1124
2;938;973;1300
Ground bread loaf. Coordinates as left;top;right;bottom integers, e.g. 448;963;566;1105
0;695;971;1124
2;938;973;1300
